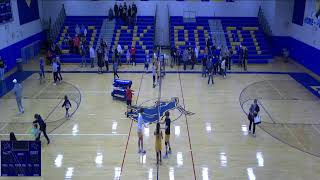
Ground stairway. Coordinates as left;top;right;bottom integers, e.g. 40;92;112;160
97;19;115;53
208;19;227;48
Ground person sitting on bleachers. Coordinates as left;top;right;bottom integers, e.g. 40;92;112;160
114;2;119;19
84;27;87;37
109;8;114;21
75;24;80;35
80;24;85;36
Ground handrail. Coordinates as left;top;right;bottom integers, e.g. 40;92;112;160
49;4;66;43
167;4;170;49
258;6;272;36
153;4;157;48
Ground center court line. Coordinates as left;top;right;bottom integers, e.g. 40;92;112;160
178;70;197;180
0;133;128;136
120;73;144;179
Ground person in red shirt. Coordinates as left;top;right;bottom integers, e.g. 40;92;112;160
126;85;134;114
130;46;136;66
73;35;80;54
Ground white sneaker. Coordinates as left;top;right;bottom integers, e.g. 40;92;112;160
252;133;256;137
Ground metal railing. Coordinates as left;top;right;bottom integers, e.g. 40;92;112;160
153;4;157;48
48;4;66;43
258;6;272;36
168;4;171;49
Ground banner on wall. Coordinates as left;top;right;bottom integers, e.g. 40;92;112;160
304;0;320;29
17;0;40;25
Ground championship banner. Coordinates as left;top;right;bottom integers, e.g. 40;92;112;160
17;0;40;25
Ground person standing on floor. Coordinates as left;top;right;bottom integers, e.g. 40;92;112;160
144;52;150;72
137;108;147;154
97;48;104;74
195;46;200;63
117;44;123;66
81;43;87;67
56;57;63;81
243;47;248;71
201;56;207;77
13;79;24;114
126;85;134;115
207;58;214;85
154;122;163;165
152;62;156;88
89;45;95;68
183;49;188;70
248;99;260;137
113;60;119;79
62;95;72;118
221;57;226;78
126;49;131;65
114;2;119;19
0;56;6;81
33;114;50;144
39;58;45;83
161;111;172;159
52;59;60;85
130;46;136;66
104;48;109;72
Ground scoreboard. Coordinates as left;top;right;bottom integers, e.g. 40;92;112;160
1;141;41;176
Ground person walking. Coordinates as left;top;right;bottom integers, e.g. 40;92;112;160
126;85;134;115
154;122;163;165
89;45;95;68
0;56;6;81
13;79;24;114
137;108;147;154
33;114;50;144
117;44;123;66
221;58;226;78
152;63;156;88
62;95;72;118
248;99;260;137
130;46;136;66
31;124;41;141
201;57;207;77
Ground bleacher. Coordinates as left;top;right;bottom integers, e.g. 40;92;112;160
170;16;272;64
55;16;105;63
170;16;212;62
109;16;155;63
220;17;272;63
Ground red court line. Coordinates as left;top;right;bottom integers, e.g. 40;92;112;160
119;74;144;179
178;72;197;180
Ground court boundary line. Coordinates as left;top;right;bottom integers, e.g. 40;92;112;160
119;73;144;179
239;81;320;158
178;69;197;180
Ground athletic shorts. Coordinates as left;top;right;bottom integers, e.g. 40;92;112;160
127;100;132;106
137;131;143;138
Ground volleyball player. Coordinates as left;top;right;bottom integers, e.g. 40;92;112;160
161;111;172;158
154;122;163;165
137;108;147;154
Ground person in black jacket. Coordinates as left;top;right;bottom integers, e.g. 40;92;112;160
243;47;248;71
248;99;260;137
33;114;50;144
132;2;137;25
114;2;119;18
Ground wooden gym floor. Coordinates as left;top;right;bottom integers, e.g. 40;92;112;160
0;59;320;180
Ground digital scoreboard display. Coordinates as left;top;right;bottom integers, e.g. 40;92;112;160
1;141;41;176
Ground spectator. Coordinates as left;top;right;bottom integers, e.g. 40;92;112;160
0;56;6;81
89;45;95;68
13;79;24;114
221;57;226;78
170;46;176;67
130;46;136;66
113;60;119;79
104;49;109;72
119;3;123;22
243;47;248;71
123;2;127;24
145;52;150;72
84;27;87;37
75;24;80;35
56;57;63;81
238;45;243;67
54;44;61;56
73;35;80;54
248;99;260;137
195;46;199;63
126;49;131;64
109;8;114;21
80;43;87;67
183;49;188;70
117;44;123;65
191;48;195;70
132;2;137;25
114;2;119;18
80;24;85;36
207;58;214;85
201;57;207;77
39;57;45;83
128;5;132;26
52;59;60;85
97;48;104;74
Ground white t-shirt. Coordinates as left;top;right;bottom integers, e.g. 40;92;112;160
117;45;122;54
90;47;95;58
221;60;226;69
137;113;145;132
